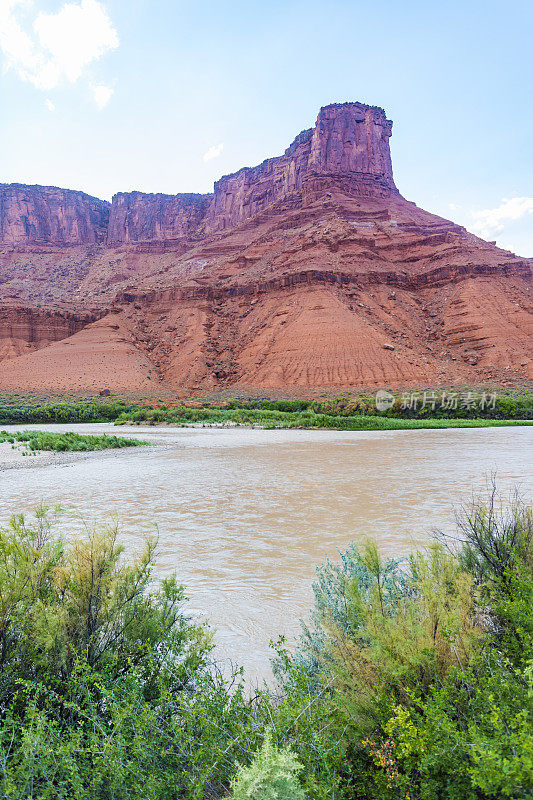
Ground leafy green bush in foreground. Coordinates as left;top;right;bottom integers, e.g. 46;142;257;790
283;489;533;799
0;508;257;798
230;730;305;800
0;492;532;798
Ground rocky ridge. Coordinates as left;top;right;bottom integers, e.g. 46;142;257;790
0;103;397;246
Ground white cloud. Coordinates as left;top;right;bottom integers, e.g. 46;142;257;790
91;82;113;109
470;197;533;239
0;0;118;91
448;202;459;211
203;142;224;163
45;97;55;111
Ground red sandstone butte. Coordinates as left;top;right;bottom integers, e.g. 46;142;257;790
0;102;531;395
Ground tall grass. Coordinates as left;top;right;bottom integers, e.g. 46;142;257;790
0;430;148;453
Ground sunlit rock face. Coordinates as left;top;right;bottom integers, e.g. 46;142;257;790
309;103;395;182
0;104;397;243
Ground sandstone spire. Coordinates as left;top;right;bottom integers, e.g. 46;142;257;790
205;102;398;232
308;102;396;192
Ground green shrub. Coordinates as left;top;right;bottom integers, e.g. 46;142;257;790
0;508;263;798
1;492;532;799
0;507;208;698
456;487;533;666
231;730;306;800
281;492;533;800
0;429;148;453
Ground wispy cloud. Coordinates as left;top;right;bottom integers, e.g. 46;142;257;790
470;197;533;239
0;0;118;93
91;82;113;109
203;142;224;163
45;97;55;111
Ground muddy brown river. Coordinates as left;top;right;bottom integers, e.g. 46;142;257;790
0;423;531;682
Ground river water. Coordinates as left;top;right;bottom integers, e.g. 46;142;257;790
0;423;531;682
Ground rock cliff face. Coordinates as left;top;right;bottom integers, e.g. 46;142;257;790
205;102;398;232
107;192;211;244
203;128;315;233
0;104;398;245
0;100;531;395
304;102;397;202
0;184;109;245
308;103;394;179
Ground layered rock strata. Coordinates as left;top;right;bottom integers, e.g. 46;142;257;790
204;103;398;232
0;101;530;394
0;103;398;246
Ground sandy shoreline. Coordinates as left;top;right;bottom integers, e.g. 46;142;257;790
0;441;164;472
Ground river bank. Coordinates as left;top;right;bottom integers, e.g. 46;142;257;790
119;416;533;430
0;390;531;429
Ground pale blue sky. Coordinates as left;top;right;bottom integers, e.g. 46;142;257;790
1;0;532;255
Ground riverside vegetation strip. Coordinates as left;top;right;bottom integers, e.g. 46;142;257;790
0;430;148;454
0;490;531;799
0;390;531;430
115;408;532;430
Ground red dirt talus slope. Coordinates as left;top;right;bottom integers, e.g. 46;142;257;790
0;102;531;395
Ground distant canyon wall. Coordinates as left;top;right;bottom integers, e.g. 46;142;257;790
0;103;398;246
106;192;212;244
0;184;110;245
